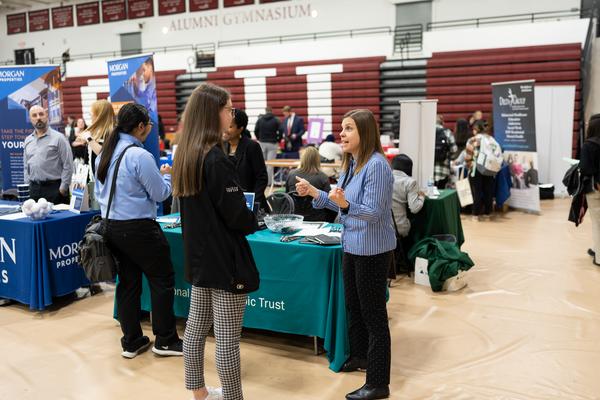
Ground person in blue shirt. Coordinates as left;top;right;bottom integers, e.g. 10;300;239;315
296;109;395;400
94;103;182;359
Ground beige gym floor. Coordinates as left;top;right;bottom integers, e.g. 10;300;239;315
1;198;599;400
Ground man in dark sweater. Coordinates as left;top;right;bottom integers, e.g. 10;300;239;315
254;106;280;185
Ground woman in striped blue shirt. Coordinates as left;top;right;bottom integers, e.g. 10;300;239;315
296;109;395;400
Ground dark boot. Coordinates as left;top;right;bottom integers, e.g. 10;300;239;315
345;384;390;400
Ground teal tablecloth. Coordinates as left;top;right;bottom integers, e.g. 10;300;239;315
139;222;349;372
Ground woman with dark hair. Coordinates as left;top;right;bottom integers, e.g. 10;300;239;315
94;103;181;359
70;117;88;160
579;114;600;266
296;109;395;400
172;83;259;400
223;108;268;211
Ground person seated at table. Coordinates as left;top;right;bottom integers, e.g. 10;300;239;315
95;103;182;359
295;109;395;400
286;146;334;222
224;108;268;212
319;134;343;179
391;154;425;274
172;83;259;400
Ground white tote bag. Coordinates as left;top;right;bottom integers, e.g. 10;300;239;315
455;166;473;207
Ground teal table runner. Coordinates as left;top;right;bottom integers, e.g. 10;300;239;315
138;221;349;372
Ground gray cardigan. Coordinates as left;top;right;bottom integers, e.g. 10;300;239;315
391;170;425;237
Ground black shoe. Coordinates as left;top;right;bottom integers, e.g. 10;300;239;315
152;338;183;357
121;336;151;359
341;358;367;372
588;248;595;257
345;384;390;400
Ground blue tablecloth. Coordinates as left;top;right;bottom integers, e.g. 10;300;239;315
0;204;97;310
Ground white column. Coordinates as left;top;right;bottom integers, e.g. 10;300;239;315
296;64;343;136
233;68;277;135
79;78;110;125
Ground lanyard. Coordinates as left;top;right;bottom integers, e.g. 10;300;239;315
341;162;355;190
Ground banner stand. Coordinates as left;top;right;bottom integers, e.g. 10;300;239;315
0;65;63;191
492;80;541;214
398;99;438;189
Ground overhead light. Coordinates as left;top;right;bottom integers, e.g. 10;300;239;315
311;9;318;18
161;26;169;35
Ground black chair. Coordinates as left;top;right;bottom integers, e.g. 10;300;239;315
266;192;295;214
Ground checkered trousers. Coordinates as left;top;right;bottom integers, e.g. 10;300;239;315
184;286;247;400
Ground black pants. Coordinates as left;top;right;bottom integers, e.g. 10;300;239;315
106;219;179;351
343;251;392;386
469;171;495;216
29;180;69;204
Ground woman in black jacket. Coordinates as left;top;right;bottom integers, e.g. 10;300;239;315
173;83;259;400
579;114;600;266
224;109;268;212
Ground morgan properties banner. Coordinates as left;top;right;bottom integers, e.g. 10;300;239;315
106;53;160;166
492;80;540;213
0;65;63;191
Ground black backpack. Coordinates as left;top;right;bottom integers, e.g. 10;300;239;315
434;127;450;162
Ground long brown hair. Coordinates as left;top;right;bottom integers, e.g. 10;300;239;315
341;109;384;174
172;83;230;197
87;100;114;142
298;146;321;175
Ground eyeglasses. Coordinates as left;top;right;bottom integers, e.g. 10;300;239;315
224;107;236;117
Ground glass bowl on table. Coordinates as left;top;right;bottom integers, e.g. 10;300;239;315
263;214;304;234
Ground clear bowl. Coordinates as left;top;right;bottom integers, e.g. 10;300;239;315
263;214;304;234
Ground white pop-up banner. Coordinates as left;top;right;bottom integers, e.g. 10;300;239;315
398;99;438;189
534;85;576;197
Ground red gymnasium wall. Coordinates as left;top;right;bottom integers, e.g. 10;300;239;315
62;70;184;133
206;56;385;138
426;43;582;154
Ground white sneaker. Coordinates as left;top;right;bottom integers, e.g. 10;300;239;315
189;387;223;400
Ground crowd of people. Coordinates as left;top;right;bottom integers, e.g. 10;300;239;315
430;111;503;221
14;84;600;399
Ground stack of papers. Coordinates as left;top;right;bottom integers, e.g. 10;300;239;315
157;216;179;224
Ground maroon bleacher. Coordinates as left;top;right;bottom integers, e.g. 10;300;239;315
426;43;582;155
61;69;185;133
207;57;385;136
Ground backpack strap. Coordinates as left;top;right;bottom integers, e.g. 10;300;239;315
105;144;137;220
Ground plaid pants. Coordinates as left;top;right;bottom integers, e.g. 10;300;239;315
184;286;247;400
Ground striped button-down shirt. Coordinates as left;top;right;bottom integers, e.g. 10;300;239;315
313;152;396;256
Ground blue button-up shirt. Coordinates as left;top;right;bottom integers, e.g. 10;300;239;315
94;133;171;220
313;152;396;256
